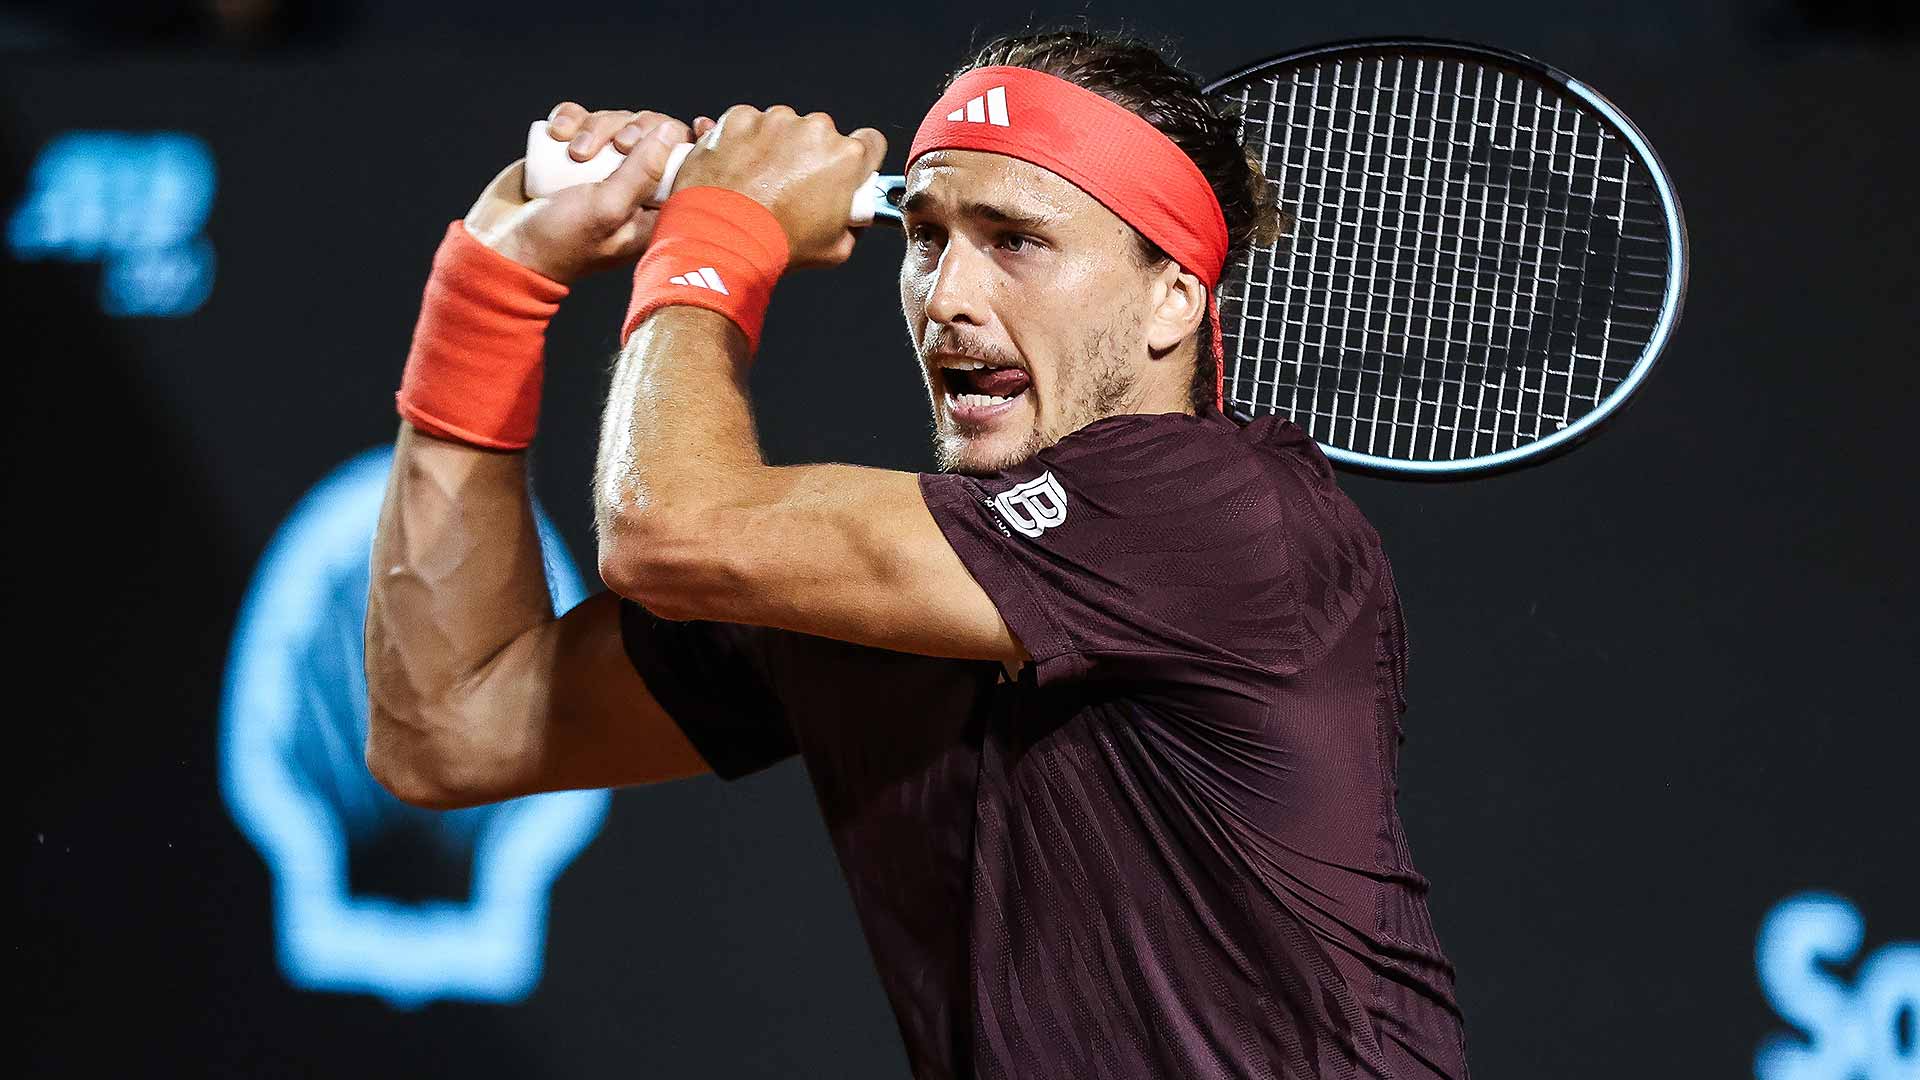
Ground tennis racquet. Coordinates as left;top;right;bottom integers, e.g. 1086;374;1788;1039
525;37;1687;477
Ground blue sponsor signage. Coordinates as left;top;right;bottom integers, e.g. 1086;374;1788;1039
8;131;217;316
1757;891;1918;1079
221;447;609;1007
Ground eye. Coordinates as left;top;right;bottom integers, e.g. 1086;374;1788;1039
997;232;1033;253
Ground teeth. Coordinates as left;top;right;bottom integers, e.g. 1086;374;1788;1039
950;392;1012;408
942;359;988;371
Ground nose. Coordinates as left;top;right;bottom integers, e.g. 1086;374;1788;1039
924;241;989;329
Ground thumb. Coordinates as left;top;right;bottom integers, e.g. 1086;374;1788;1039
480;158;529;205
465;159;531;236
592;124;684;219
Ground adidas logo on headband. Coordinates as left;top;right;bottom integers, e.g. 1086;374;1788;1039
946;85;1010;127
668;267;729;295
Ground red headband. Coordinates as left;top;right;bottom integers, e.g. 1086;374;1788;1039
908;66;1231;407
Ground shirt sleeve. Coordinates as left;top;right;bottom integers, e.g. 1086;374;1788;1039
617;598;798;780
918;413;1380;687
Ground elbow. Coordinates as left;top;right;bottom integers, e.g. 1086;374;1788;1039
365;739;446;809
597;506;744;622
364;702;498;810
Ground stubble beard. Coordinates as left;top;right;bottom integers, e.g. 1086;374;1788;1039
933;308;1142;476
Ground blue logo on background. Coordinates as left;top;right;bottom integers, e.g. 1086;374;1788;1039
7;131;216;316
221;447;609;1007
1757;891;1918;1080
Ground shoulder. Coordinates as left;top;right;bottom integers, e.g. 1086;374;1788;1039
916;411;1399;680
1043;410;1362;539
1010;410;1280;525
1035;408;1254;480
926;410;1321;556
1237;415;1394;656
1084;411;1394;659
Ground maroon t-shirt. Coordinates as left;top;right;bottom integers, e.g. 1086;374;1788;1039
620;410;1469;1079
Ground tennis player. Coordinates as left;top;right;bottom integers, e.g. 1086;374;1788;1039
367;29;1469;1079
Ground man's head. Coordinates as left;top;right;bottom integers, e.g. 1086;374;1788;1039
900;29;1281;474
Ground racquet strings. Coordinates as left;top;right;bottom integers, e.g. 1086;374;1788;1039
1218;55;1674;463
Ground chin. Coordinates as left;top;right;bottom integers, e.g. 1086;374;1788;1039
932;428;1028;475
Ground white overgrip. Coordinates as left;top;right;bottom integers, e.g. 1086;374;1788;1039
520;119;878;224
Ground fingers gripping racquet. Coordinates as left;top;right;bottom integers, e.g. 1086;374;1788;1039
522;120;902;226
521;38;1686;476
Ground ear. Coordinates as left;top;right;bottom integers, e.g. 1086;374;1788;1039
1144;262;1207;355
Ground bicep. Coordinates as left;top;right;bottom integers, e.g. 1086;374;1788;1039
665;465;1025;664
453;590;711;797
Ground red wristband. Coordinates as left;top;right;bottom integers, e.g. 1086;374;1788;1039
622;187;790;354
395;221;569;450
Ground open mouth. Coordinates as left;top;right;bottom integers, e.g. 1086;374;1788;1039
939;358;1031;423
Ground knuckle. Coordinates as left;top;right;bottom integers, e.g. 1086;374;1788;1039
639;135;677;170
718;104;759;133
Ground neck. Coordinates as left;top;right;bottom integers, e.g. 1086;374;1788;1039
1132;336;1201;416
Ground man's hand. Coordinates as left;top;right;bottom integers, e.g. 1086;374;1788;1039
671;105;887;268
463;103;700;284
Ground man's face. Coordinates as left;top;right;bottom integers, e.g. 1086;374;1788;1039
899;150;1160;474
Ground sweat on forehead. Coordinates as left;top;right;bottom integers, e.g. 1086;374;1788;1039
900;151;1099;227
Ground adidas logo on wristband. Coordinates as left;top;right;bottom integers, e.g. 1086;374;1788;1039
946;86;1010;127
668;267;730;295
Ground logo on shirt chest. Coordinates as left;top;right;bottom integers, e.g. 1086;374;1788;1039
991;471;1068;538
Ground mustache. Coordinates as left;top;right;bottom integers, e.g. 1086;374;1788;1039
919;330;1022;369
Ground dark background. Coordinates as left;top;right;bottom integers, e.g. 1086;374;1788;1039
9;1;1915;1076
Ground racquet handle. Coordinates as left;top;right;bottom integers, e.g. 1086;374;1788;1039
521;121;882;225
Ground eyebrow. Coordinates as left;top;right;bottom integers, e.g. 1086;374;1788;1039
899;190;1063;231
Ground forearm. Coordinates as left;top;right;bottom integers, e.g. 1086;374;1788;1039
365;424;556;803
595;307;770;574
360;105;752;804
